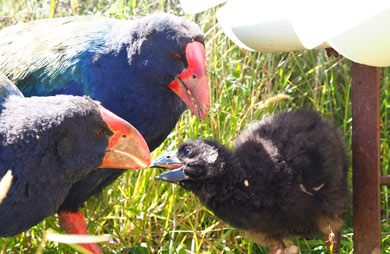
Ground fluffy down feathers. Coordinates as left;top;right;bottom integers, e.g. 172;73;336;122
154;109;349;252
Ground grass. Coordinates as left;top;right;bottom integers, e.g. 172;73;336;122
0;0;390;253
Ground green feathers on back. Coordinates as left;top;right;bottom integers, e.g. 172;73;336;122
0;16;117;94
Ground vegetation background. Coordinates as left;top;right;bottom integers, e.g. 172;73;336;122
0;0;390;253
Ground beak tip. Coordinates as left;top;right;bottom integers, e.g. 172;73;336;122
99;105;151;170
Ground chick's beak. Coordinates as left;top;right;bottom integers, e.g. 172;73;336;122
168;41;210;121
155;168;188;183
99;106;151;170
150;150;188;183
149;150;181;169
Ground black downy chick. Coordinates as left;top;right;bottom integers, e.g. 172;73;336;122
0;72;150;238
152;109;349;254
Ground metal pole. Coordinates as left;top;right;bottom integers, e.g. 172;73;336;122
352;62;381;254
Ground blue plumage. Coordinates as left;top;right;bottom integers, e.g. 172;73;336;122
0;72;150;238
0;13;208;215
0;73;109;236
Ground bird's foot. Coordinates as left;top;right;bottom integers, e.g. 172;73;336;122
58;210;103;254
323;230;340;254
269;240;298;254
286;245;298;254
269;240;286;254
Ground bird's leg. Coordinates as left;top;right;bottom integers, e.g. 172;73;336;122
268;240;287;254
268;240;298;254
58;210;103;254
323;230;341;254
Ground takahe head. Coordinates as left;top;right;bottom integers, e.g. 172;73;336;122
152;110;349;253
0;95;150;172
123;13;209;120
99;13;210;147
0;72;150;236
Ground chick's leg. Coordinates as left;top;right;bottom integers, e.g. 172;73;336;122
269;240;298;254
323;230;341;254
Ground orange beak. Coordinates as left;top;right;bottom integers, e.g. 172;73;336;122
168;41;210;121
99;106;151;170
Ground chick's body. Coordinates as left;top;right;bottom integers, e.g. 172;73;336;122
205;110;348;241
155;109;349;250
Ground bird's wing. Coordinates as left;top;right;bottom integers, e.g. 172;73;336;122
0;16;116;96
0;72;23;102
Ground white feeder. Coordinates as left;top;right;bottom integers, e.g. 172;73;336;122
182;0;390;67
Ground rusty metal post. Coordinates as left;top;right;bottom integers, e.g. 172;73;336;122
381;176;390;185
352;62;381;254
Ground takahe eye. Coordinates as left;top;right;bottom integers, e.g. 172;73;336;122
174;54;182;61
183;147;192;156
95;129;104;137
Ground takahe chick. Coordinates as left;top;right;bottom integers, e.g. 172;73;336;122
0;13;209;251
152;109;349;254
0;73;150;248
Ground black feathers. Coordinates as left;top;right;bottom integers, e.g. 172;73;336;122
154;109;349;251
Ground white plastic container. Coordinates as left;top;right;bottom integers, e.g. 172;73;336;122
183;0;390;67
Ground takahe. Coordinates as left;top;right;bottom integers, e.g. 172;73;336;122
152;109;349;254
0;73;150;247
0;12;209;251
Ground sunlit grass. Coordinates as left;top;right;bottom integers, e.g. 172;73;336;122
1;0;390;253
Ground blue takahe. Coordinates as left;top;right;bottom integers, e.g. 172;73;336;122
0;72;150;251
0;13;209;253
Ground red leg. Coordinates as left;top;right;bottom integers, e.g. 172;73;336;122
58;210;103;254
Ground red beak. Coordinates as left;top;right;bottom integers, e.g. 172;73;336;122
168;41;210;121
98;106;151;170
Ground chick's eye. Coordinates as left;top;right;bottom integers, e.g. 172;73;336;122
95;129;104;137
174;54;182;61
183;147;192;156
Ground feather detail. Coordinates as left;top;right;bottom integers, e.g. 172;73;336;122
0;72;23;103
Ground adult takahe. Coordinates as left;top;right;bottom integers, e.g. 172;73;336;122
152;109;349;254
0;72;150;246
0;13;209;252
